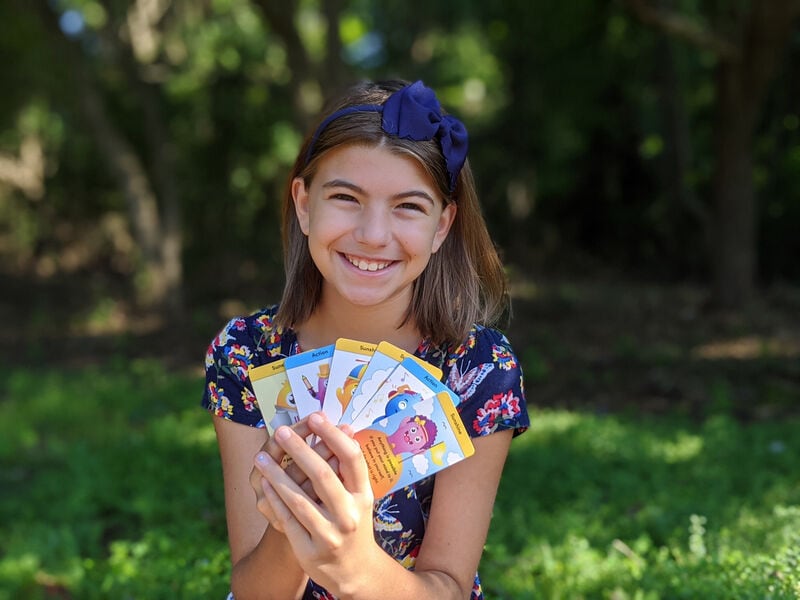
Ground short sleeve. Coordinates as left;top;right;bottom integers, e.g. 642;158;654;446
444;326;529;438
202;316;266;428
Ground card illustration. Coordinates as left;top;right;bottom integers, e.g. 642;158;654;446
347;356;451;433
322;338;377;424
284;345;335;419
353;390;475;498
280;341;475;496
249;358;298;433
341;340;442;427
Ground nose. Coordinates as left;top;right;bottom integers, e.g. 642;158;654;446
354;205;391;246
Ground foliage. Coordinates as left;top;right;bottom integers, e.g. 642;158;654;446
0;362;230;599
1;363;798;598
1;1;798;306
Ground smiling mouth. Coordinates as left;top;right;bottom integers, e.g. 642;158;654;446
344;254;392;272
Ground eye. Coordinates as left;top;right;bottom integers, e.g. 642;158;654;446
397;201;427;213
331;193;358;202
414;436;422;443
409;426;418;434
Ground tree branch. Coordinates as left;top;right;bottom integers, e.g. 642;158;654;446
623;0;741;60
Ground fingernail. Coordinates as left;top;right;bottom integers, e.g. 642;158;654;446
275;427;291;441
256;452;269;464
309;413;324;426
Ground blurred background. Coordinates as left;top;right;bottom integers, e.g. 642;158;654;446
1;1;799;598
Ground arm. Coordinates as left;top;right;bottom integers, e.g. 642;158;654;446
413;428;513;597
256;412;513;600
213;417;309;600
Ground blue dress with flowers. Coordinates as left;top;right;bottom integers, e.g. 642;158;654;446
202;305;529;600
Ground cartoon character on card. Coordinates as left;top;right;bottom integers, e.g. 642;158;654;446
386;414;438;456
337;363;368;413
302;363;330;405
372;385;423;424
269;379;298;430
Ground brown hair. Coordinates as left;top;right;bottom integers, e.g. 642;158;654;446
275;79;508;347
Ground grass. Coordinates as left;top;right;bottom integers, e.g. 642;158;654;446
484;410;800;599
1;361;798;599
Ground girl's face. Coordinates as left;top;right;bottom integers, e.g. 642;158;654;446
292;143;456;314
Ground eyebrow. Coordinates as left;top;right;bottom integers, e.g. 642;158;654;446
321;179;436;205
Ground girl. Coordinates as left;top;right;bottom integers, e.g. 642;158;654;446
203;79;529;599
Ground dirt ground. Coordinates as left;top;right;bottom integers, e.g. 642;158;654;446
2;269;798;421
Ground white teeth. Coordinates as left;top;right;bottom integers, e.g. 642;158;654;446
347;255;389;271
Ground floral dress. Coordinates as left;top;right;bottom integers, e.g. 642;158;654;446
203;305;529;600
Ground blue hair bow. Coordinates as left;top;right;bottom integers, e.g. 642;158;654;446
304;80;468;194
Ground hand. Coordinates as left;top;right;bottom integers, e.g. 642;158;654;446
249;416;352;532
253;412;378;595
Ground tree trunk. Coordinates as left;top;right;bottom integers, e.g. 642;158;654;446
253;0;352;130
711;59;756;307
653;13;705;228
710;2;799;307
79;77;172;310
625;0;800;308
32;0;182;314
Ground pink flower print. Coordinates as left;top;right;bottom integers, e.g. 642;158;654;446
472;390;521;434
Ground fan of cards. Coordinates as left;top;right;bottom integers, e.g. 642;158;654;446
249;339;474;498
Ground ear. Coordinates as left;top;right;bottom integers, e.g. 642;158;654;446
431;202;457;253
291;177;311;235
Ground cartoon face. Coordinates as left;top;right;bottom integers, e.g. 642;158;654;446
276;380;296;409
386;415;437;455
371;386;422;424
338;377;360;406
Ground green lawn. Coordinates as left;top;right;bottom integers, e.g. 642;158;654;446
1;362;798;599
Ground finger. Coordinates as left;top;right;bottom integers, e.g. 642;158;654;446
285;435;334;482
259;470;311;544
272;419;351;508
339;422;356;437
260;418;316;463
256;429;339;505
256;476;283;532
299;455;340;502
257;448;329;542
306;413;371;498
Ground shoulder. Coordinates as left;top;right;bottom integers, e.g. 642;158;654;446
445;325;517;369
205;305;286;366
202;305;289;426
443;325;529;437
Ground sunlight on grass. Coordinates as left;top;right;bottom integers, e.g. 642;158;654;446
482;409;800;599
691;334;800;360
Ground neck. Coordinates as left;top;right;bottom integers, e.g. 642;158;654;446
296;296;422;353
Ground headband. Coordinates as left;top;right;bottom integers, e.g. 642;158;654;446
304;80;469;193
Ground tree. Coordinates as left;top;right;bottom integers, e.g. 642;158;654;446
624;0;800;307
29;0;184;315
